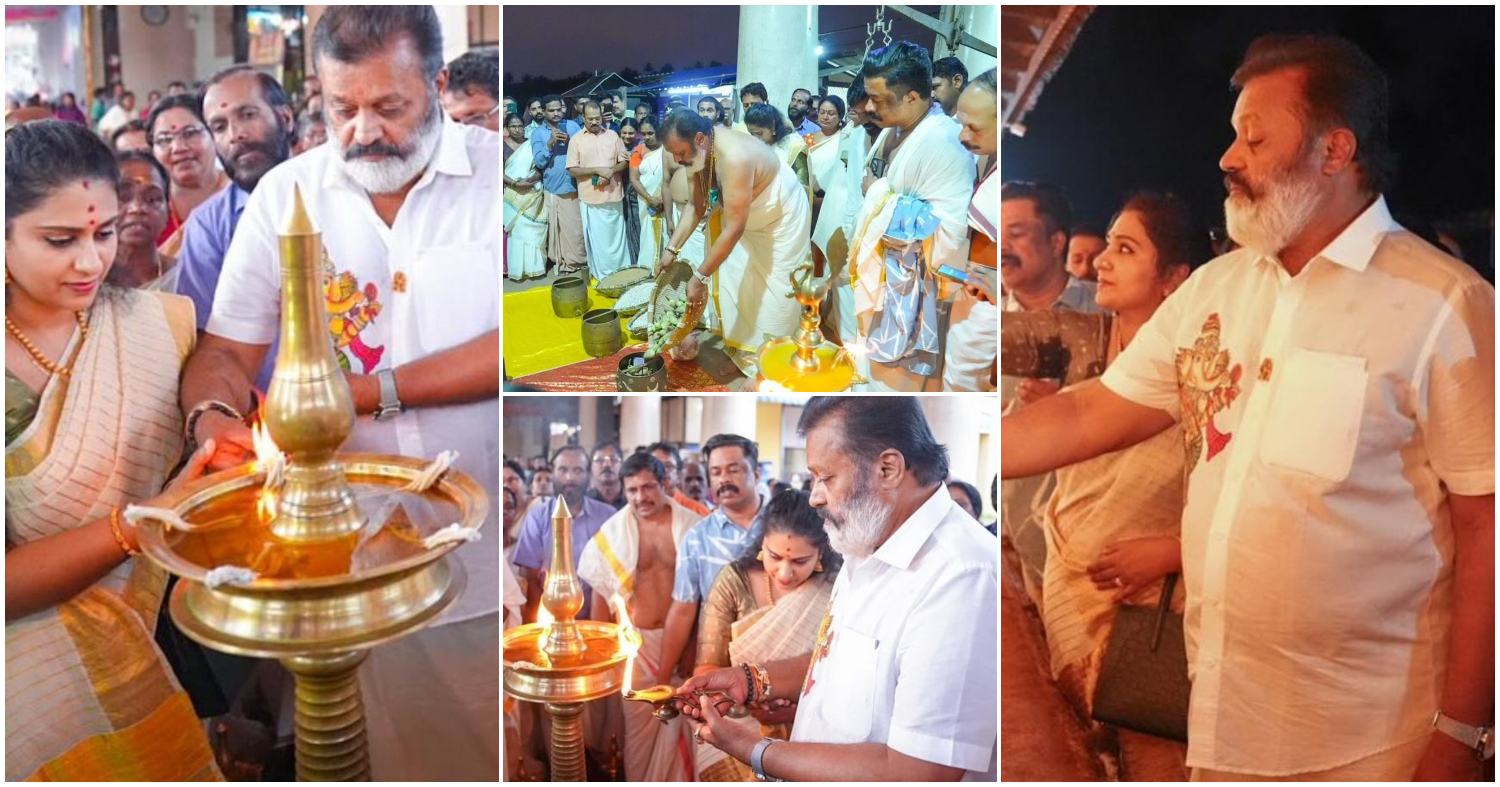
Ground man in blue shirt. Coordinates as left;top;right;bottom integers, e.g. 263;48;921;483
789;88;820;136
530;93;586;274
654;433;766;686
173;65;295;391
512;444;616;620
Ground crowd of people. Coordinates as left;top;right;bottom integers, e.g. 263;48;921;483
5;6;500;781
504;45;998;390
1001;33;1494;781
500;397;997;780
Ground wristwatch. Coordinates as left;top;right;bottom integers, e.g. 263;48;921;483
693;268;711;286
750;737;782;781
374;369;404;421
1433;710;1496;760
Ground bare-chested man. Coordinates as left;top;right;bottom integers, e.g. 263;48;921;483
577;453;701;780
654;109;812;376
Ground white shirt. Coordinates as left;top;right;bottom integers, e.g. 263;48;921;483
208;117;501;625
1103;195;1495;774
790;486;997;780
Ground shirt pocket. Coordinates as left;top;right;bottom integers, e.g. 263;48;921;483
411;243;498;353
812;626;878;743
1258;348;1368;482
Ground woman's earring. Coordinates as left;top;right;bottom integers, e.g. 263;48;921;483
757;550;764;561
814;561;824;573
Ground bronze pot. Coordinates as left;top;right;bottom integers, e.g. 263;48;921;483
581;309;622;358
616;352;667;392
551;276;589;318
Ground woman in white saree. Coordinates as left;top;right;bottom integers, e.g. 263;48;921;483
503;112;547;281
805;96;853;342
628;117;666;271
691;490;841;781
5;120;220;781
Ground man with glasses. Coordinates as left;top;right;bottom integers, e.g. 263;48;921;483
442;47;499;132
587;440;627;510
650;441;710;517
654;434;766;688
171;65;296;390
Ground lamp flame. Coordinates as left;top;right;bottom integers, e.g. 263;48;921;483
612;593;642;696
251;420;286;489
535;603;555;653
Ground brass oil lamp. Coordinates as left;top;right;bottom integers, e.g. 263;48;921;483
754;259;867;392
136;186;488;781
502;496;641;781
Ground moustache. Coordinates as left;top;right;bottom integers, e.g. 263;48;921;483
716;484;740;497
229;138;281;168
1224;173;1254;199
961;141;979;152
344;142;407;161
1000;254;1022;267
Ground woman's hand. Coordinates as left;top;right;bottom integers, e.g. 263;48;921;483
1088;536;1182;602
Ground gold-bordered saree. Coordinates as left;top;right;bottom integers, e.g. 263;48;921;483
5;289;221;781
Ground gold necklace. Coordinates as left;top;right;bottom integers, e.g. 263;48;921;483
5;310;89;377
765;569;777;608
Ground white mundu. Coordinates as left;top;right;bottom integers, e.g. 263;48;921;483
209;116;500;780
790;487;998;780
1103;195;1495;776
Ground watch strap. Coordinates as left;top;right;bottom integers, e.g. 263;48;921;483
1434;711;1495;760
375;369;402;419
750;737;780;781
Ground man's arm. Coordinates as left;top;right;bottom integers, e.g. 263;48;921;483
1000;378;1174;479
522;567;544;624
656;600;698;686
759;742;963;782
180;332;269;469
693;155;753;278
1415;492;1494;779
346;329;499;414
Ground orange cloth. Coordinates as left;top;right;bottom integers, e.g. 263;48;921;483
673;489;710;517
513;342;730;392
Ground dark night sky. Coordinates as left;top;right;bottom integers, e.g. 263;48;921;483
1002;6;1495;239
502;5;942;82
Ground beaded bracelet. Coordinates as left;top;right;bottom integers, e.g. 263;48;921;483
110;507;140;557
741;663;757;704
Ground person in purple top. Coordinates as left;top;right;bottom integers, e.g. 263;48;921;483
173;65;295;391
513;444;616;621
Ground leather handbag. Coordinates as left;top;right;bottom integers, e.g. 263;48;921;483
1091;573;1191;742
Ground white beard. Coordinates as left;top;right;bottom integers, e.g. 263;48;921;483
683;143;708;175
1224;147;1323;257
821;472;895;559
336;98;443;195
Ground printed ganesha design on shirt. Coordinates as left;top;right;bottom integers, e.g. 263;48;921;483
1175;312;1243;476
321;249;386;374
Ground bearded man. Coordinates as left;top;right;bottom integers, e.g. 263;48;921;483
655;108;812;377
179;6;500;780
677;397;996;780
1003;34;1494;780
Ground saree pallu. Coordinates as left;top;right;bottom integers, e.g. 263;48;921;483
6;290;220;781
695;568;834;781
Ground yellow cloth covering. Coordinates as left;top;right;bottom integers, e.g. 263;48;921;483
502;284;625;378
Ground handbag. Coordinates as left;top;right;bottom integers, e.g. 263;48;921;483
1091;573;1191;742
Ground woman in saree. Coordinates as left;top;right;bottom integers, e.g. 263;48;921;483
628;116;666;271
1003;192;1205;717
743;103;810;204
5;119;220;781
691;489;841;781
805;96;853;341
106;152;179;292
503;112;547;281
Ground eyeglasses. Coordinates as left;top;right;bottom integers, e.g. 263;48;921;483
461;105;500;126
152;125;207;149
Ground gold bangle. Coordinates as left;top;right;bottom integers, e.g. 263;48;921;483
110;507;140;557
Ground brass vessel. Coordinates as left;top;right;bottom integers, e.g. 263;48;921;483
755;263;867;391
138;186;487;781
503;497;637;781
